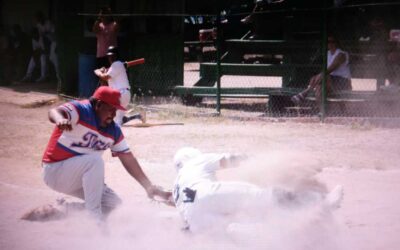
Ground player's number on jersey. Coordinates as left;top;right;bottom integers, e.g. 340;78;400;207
173;185;196;203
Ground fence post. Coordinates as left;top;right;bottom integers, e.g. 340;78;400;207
216;9;222;114
321;0;328;121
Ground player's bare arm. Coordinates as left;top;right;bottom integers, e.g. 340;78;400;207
92;12;102;33
94;68;111;82
118;152;172;200
327;52;346;74
48;107;72;131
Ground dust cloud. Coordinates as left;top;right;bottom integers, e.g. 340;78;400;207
39;151;346;250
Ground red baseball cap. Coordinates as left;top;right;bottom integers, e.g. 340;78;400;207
93;86;126;111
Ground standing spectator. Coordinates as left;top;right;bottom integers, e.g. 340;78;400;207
0;26;12;84
94;46;145;126
241;0;286;40
35;11;60;84
385;42;400;90
92;7;119;69
20;28;47;83
291;35;352;107
9;24;30;81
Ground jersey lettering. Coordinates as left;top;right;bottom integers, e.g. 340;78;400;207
71;131;111;150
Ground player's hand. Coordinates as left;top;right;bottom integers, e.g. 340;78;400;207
146;185;174;206
56;118;72;131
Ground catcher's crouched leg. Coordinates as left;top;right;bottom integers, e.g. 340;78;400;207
101;184;122;216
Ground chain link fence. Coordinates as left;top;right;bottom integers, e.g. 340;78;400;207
23;1;398;120
179;1;400;119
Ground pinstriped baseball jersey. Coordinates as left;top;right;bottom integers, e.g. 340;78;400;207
42;100;130;163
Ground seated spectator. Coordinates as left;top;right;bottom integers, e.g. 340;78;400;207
20;28;47;82
291;35;352;107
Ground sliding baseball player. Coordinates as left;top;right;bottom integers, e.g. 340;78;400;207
171;147;343;234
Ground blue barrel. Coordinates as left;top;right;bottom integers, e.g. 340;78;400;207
78;54;98;98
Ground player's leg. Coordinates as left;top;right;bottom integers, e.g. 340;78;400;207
101;184;122;215
114;89;130;125
49;42;61;83
291;74;322;105
20;57;36;82
184;182;276;233
122;111;146;124
119;90;146;124
64;184;121;216
42;154;106;220
189;182;268;222
36;54;47;82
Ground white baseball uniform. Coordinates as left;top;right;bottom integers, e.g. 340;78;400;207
37;19;60;83
25;36;47;80
106;60;131;125
172;147;343;234
172;148;280;233
42;100;130;220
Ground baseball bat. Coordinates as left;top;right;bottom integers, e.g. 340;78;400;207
124;58;145;68
128;122;184;128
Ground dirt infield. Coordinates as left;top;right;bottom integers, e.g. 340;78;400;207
0;84;400;250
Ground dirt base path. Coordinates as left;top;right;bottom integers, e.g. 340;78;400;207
0;84;400;250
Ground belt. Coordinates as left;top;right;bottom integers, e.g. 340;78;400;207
119;88;130;94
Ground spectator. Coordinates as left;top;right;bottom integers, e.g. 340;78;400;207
92;7;119;69
359;16;388;43
9;24;30;81
241;0;285;40
42;86;171;221
94;46;146;125
291;35;352;107
385;42;400;90
0;26;12;84
382;24;400;90
20;28;47;82
34;11;60;84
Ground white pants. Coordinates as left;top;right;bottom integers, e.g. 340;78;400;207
49;42;60;82
183;181;277;233
182;182;337;234
25;42;60;82
26;54;47;79
42;154;122;220
114;88;131;125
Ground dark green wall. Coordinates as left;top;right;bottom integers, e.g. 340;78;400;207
56;1;83;95
55;0;184;96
